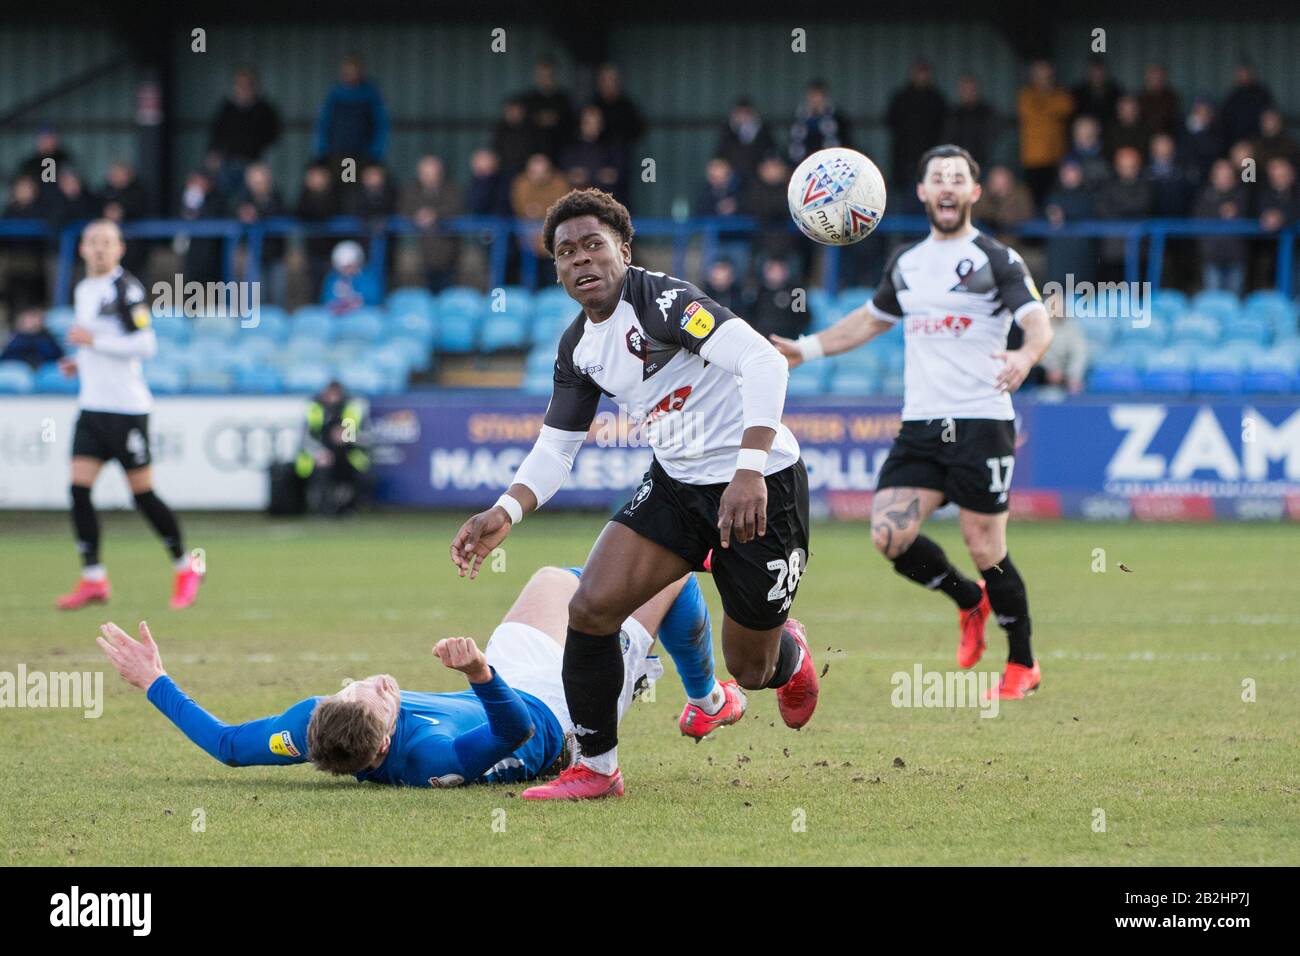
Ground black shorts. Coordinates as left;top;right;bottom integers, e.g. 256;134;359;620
876;418;1016;514
611;457;810;631
71;411;152;471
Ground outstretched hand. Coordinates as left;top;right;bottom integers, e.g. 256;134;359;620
450;506;512;579
96;621;165;691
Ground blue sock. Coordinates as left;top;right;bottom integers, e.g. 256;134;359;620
656;574;717;701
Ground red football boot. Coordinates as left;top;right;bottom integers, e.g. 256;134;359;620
957;581;991;669
170;558;204;610
520;763;625;801
678;680;747;740
986;660;1042;701
775;618;819;730
56;577;111;610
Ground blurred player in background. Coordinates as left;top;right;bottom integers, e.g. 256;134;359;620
772;145;1052;700
55;220;203;611
96;567;737;788
452;188;816;801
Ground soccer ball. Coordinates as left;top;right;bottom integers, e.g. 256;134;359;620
787;147;887;246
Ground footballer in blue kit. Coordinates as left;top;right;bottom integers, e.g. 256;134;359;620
96;565;743;789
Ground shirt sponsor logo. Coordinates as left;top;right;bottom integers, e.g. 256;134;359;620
906;314;973;336
680;301;715;338
269;730;301;757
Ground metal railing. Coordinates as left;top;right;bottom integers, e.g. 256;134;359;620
0;213;1295;305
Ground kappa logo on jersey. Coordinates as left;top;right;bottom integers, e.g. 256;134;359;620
680;301;715;339
269;730;301;757
656;286;687;320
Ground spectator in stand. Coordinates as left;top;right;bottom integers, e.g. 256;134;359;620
1017;60;1075;207
562;106;623;196
510;153;569;285
398;155;464;293
1257;157;1300;284
466;148;510;216
789;80;851;164
1253;109;1299;169
1095;147;1150;282
1038;298;1089;396
592;63;644;203
1219;61;1275;151
1;307;63;369
885;61;947;187
701;258;749;316
1071;56;1122;125
521;58;574;163
695;156;747;270
345;162;397;224
1137;64;1181;138
1065;116;1111;192
16;127;73;206
296;162;342;300
974;165;1035;240
179;169;226;284
1105;95;1149;160
1182;97;1223;185
315;55;389;165
943;75;995;171
52;169;101;231
208;68;281;194
1146;134;1194;218
748;258;806;341
716;98;776;187
1194;159;1249;296
234;162;287;305
322;240;382;314
2;175;50;313
1044;161;1097;286
743;154;795;265
101;162;148;224
493;97;540;180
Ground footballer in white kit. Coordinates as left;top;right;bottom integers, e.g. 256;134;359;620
56;220;203;611
451;188;820;801
772;145;1053;701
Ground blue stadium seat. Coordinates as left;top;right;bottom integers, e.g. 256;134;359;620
837;287;874;313
523;370;553;395
878;370;905;395
285;336;329;365
494;285;535;318
828;368;879;395
392;309;435;346
1191;290;1241;325
145;364;187;395
337;361;387;395
44;306;76;336
1141;350;1193;394
244;308;289;343
386;287;435;314
435;287;485;352
1087;366;1143;393
1114;315;1169;347
1078;314;1116;348
525;346;556;374
369;350;412;392
1191;354;1244;395
1170;312;1221;347
385;335;433;372
480;313;529;352
1222;316;1271;346
1243;290;1299;339
336;308;386;343
0;361;36;393
233;364;283;394
1151;288;1189;318
786;362;826;396
806;289;833;323
531;309;573;348
33;363;78;394
152;314;191;344
811;305;845;332
1269;339;1300;364
532;285;571;314
830;349;880;375
284;362;333;394
186;366;233;394
193;316;240;340
292;306;337;343
1244;354;1297;394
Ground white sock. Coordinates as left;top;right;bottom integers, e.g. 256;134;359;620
689;680;726;715
82;565;107;582
580;747;618;776
174;555;193;572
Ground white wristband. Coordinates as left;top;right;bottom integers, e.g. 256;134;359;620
797;334;825;361
735;448;768;474
495;493;524;525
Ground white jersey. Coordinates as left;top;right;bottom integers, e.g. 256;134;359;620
544;266;800;484
73;267;156;414
869;230;1043;421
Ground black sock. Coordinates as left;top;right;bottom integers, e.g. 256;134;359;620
764;626;801;688
893;535;983;609
70;485;99;567
981;554;1033;666
133;491;184;561
561;627;625;763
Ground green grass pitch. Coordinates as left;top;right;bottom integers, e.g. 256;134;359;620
1;512;1297;866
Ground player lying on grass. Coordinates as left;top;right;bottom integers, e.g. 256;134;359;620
94;568;743;788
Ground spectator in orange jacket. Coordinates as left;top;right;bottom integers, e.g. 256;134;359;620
1018;61;1075;208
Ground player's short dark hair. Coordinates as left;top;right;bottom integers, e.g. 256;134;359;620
917;145;981;183
306;698;388;775
541;188;634;256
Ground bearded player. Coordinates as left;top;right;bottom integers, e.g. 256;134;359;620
772;145;1051;700
451;188;817;801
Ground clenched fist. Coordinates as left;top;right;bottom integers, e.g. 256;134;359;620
433;636;492;684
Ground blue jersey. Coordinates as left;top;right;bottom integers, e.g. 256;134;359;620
146;669;566;787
